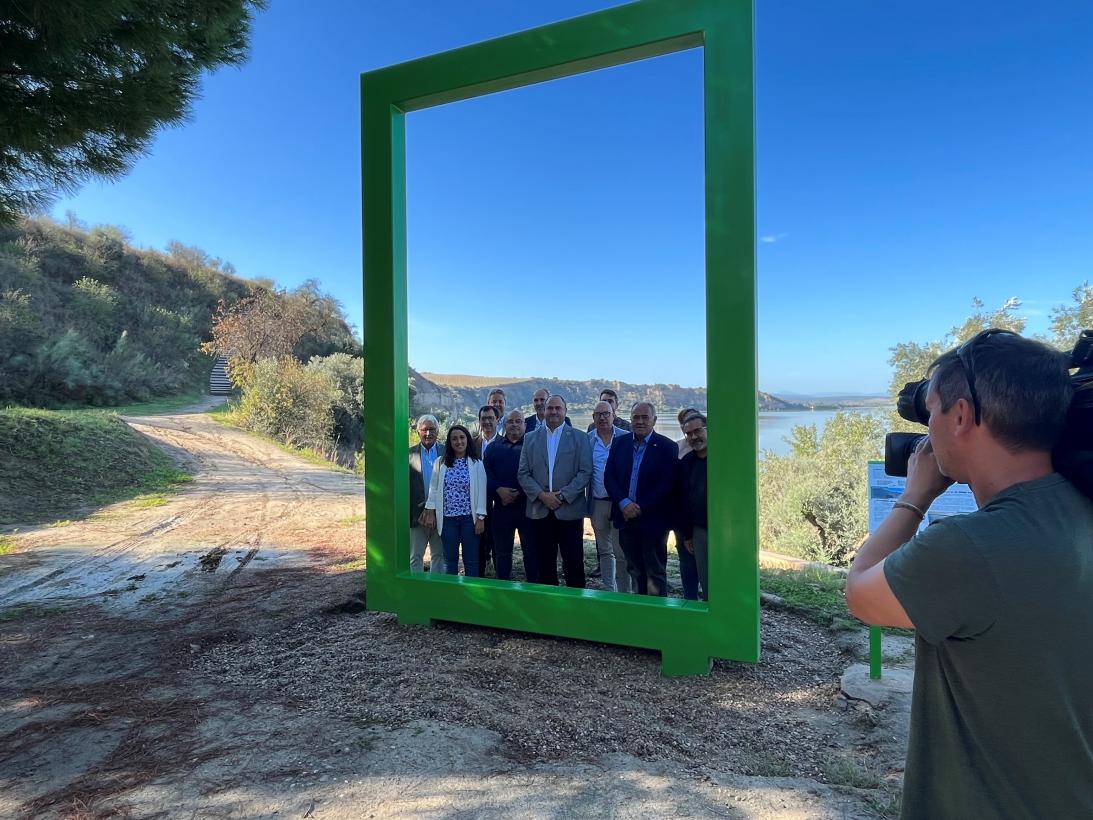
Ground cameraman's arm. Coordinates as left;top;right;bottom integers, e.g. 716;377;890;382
846;508;919;628
846;439;953;629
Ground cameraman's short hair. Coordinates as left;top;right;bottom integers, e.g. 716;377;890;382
416;414;439;428
488;388;505;399
599;388;619;401
478;404;500;420
929;333;1072;452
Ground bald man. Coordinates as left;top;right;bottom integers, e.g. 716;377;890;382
518;394;592;587
484;410;535;582
604;401;679;596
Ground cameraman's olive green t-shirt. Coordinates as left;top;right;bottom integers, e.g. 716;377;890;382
885;474;1093;820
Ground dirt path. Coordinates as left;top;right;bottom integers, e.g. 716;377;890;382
0;402;907;819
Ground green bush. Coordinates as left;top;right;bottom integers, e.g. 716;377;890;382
759;412;884;566
229;357;341;453
306;352;363;452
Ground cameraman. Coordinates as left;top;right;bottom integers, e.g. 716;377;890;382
845;330;1093;819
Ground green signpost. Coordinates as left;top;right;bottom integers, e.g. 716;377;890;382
362;0;758;675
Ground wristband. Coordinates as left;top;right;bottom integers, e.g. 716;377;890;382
893;500;926;520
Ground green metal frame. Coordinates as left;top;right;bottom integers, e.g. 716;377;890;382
362;0;757;675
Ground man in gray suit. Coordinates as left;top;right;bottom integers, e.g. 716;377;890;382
518;394;592;587
409;414;445;573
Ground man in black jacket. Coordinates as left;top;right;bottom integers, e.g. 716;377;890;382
604;401;679;596
484;410;534;581
409;414;445;573
677;413;708;600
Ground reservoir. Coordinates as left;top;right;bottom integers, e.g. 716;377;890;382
568;407;881;458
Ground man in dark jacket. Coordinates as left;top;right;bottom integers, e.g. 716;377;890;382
472;405;501;576
605;401;679;596
526;387;572;432
409;414;445;572
484;410;534;581
676;413;708;600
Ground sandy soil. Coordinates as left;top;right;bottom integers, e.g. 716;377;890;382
0;401;908;819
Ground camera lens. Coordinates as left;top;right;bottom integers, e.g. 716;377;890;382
885;432;928;477
897;379;931;425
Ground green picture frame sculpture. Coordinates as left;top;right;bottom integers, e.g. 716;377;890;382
362;0;757;675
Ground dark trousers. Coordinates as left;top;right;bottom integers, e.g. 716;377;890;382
477;512;494;577
534;512;585;588
620;525;669;597
674;529;699;600
491;504;532;582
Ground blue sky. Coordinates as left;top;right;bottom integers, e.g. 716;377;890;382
51;1;1093;394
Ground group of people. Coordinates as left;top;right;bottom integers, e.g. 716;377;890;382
408;387;710;599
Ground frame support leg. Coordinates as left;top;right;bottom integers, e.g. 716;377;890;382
661;648;712;677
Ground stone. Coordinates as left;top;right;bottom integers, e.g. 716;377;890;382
840;663;914;708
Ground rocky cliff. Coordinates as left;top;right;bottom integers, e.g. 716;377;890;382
409;369;803;418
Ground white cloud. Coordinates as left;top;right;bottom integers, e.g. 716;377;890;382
760;233;788;244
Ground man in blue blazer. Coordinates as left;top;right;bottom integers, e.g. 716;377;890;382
604;401;679;596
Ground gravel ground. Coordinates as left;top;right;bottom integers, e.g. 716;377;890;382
195;595;855;779
1;403;906;818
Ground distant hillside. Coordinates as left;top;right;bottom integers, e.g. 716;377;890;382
420;373;528;388
0;217;357;407
773;391;888;404
410;369;805;419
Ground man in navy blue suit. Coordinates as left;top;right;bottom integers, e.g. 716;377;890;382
604;401;679;596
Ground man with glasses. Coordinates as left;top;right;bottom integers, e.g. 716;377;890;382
676;412;709;601
484;410;533;582
846;329;1093;818
473;405;501;575
672;407;703;599
586;388;631;432
586;400;631;592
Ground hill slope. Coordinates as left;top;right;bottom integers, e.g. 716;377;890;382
0;408;190;525
0;217;358;407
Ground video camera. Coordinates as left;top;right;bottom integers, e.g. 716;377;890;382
884;329;1093;498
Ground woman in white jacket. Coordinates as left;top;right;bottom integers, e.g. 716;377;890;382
421;424;488;576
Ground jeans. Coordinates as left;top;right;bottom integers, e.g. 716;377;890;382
491;504;531;582
674;529;699;600
619;525;669;597
442;514;480;577
590;498;626;592
410;525;445;573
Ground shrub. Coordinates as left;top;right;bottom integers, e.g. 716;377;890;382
759;412;884;566
230;357;340;452
306;352;363;452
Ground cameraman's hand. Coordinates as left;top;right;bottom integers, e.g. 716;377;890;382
904;437;954;511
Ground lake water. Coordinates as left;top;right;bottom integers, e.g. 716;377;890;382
757;408;880;457
569;407;880;458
